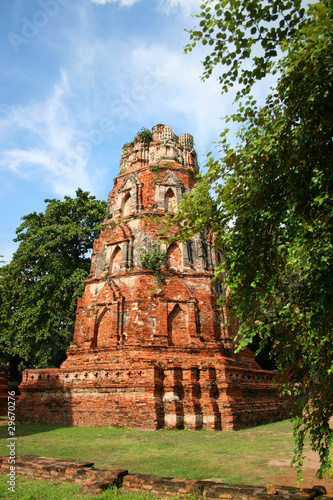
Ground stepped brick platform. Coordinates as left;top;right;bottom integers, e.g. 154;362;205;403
0;456;332;498
17;124;287;430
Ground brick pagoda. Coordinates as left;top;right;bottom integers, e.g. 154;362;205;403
17;124;286;430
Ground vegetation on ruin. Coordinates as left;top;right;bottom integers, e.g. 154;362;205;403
163;0;333;479
0;189;106;370
126;127;153;150
136;127;153;146
140;244;166;272
122;144;132;155
140;243;167;285
149;165;161;173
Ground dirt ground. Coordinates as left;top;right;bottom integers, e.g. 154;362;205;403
266;449;333;492
207;449;333;492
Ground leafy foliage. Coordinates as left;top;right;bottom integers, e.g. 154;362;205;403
149;165;161;173
136;127;153;145
0;189;106;369
185;0;307;100
140;244;166;271
140;243;167;286
173;0;333;477
125;127;153;150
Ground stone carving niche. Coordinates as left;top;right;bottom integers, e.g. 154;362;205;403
114;173;142;218
155;170;184;211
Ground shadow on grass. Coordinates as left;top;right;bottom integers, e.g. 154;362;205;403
0;416;71;440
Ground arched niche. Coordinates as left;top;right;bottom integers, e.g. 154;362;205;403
155;170;184;211
110;245;122;273
166;242;182;271
94;305;119;348
113;172;142;218
165;188;176;212
89;281;125;349
121;191;132;217
167;303;189;346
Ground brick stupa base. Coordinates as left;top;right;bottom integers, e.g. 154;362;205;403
17;345;286;430
16;125;287;429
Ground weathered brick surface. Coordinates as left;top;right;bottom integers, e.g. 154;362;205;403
0;456;331;499
0;456;127;495
17;124;288;430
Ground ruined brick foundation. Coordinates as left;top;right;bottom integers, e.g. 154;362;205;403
17;124;288;430
0;456;332;499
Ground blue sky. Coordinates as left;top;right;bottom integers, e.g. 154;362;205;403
0;0;273;262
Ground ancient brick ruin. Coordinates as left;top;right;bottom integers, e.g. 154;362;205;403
1;456;331;498
17;124;287;429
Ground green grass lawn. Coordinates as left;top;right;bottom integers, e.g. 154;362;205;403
0;418;294;486
0;475;161;500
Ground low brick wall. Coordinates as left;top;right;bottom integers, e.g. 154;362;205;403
122;474;331;500
0;455;128;495
0;455;332;499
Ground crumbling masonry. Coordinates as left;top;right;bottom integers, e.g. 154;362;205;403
17;124;287;429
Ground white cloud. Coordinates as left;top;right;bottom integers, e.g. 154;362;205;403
0;70;96;197
0;0;270;204
158;0;201;16
123;42;230;151
90;0;201;16
91;0;141;6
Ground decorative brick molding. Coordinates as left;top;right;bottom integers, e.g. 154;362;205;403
0;456;332;499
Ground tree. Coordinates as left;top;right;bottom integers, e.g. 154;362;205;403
170;0;332;477
0;189;106;369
